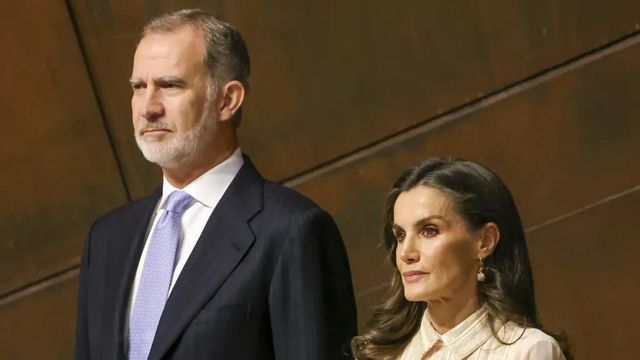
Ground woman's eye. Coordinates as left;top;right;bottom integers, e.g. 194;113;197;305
421;226;439;237
394;231;406;242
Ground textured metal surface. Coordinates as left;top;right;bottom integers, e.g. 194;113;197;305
293;40;640;336
0;272;78;359
0;1;128;296
528;188;640;359
67;0;640;197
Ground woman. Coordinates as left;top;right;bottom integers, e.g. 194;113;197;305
352;158;571;359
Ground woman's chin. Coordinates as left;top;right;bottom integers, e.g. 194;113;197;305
403;289;433;303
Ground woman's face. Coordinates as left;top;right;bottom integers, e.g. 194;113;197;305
393;186;481;303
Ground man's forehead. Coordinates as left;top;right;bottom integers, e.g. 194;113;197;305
135;26;205;61
132;27;206;76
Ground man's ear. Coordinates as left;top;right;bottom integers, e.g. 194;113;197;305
477;222;500;258
218;80;245;122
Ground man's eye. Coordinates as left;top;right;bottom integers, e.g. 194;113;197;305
420;226;439;237
131;84;145;90
160;82;182;89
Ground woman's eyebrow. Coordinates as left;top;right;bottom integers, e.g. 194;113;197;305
414;215;448;227
394;215;448;230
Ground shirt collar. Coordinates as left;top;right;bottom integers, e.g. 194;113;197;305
159;148;244;209
417;305;499;359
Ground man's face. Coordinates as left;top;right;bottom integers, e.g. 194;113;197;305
130;25;218;168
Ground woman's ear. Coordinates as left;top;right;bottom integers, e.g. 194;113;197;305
218;80;245;122
478;222;500;258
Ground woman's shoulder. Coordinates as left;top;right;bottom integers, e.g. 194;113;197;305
502;323;566;359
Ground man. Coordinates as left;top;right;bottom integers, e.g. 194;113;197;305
75;9;357;359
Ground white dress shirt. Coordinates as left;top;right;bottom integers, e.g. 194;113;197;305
125;148;244;338
398;306;566;360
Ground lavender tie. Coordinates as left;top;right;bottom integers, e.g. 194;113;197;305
128;190;194;360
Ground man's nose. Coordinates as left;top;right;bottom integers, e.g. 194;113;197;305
140;88;165;121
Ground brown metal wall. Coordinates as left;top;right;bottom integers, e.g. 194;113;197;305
1;1;638;358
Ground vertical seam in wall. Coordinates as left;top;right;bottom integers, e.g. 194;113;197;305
64;0;132;201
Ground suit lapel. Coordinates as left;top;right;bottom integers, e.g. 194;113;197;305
149;159;264;360
105;189;161;357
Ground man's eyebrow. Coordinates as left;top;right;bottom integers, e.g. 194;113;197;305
154;77;187;86
128;77;187;86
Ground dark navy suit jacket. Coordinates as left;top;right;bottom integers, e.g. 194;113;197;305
74;157;357;359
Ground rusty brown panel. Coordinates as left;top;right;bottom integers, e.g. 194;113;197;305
68;1;640;196
294;40;640;300
527;189;640;359
0;1;128;295
0;274;78;359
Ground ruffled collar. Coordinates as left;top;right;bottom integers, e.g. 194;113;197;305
401;305;503;359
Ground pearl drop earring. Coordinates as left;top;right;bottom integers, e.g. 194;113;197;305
477;256;486;282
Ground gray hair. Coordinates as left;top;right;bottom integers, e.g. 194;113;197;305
142;9;250;126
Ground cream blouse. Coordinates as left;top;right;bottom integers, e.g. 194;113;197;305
398;307;565;360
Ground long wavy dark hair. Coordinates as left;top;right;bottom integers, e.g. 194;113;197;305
352;157;571;359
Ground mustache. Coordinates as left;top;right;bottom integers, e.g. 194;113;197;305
137;122;174;134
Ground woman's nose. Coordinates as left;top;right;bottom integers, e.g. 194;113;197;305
398;237;420;264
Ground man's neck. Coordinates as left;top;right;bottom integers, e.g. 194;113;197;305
162;145;238;189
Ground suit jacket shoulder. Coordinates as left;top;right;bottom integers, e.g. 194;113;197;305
91;188;161;233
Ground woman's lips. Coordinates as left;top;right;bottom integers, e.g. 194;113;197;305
402;270;427;282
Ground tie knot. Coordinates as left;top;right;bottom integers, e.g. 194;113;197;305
163;190;194;215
